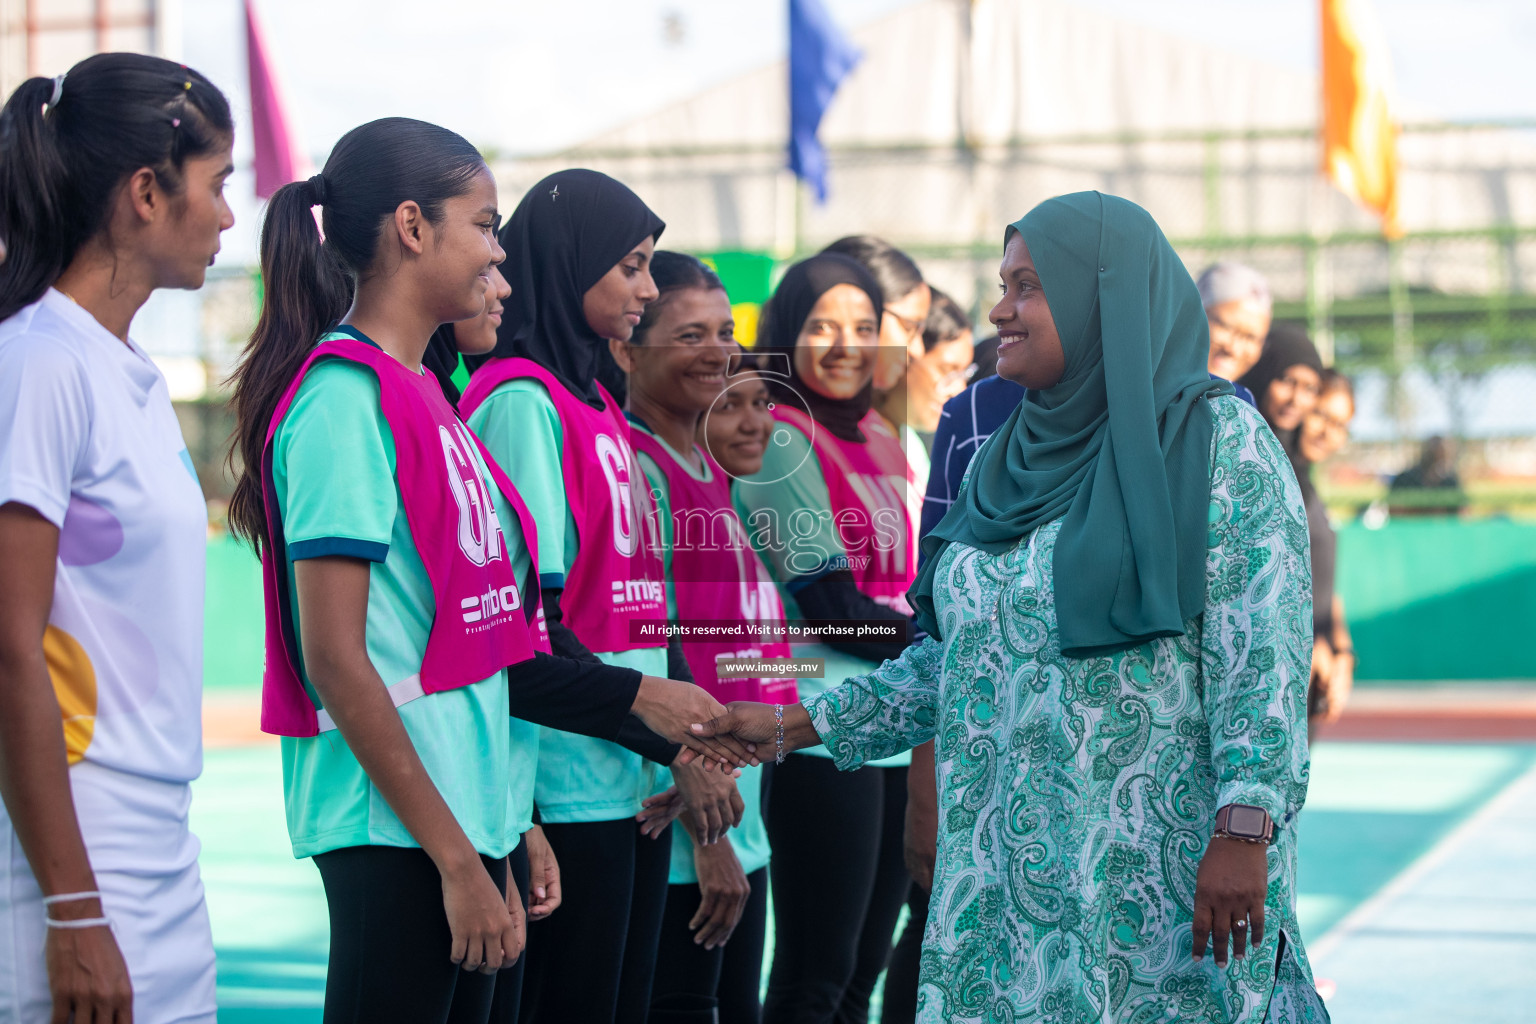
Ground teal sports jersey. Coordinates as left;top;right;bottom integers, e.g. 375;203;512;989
734;422;910;768
272;356;535;860
467;378;668;821
631;423;772;883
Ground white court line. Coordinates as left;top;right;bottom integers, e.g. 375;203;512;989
1307;756;1536;965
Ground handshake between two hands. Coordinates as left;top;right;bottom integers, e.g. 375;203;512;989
629;677;818;773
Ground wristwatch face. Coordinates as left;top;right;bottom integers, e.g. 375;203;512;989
1227;804;1269;837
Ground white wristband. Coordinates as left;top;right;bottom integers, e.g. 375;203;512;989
46;916;111;930
41;890;101;907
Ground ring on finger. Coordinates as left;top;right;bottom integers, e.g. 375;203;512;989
1234;918;1247;928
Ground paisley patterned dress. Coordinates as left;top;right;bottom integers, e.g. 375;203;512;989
803;396;1331;1024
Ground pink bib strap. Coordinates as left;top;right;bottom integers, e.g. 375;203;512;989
259;338;541;736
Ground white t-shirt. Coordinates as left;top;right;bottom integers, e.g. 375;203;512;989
0;290;207;784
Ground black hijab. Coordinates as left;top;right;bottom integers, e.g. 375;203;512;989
756;253;884;442
472;168;664;407
1238;322;1324;451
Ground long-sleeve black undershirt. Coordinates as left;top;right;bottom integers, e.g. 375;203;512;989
788;569;912;663
524;587;680;765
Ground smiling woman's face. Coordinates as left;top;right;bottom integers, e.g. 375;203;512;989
1297;385;1355;463
988;233;1065;389
610;286;735;416
701;369;774;478
792;283;880;400
452;265;511;356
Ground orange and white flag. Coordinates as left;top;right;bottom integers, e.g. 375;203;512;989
1321;0;1402;238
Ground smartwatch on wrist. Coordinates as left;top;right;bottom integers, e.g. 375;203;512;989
1213;803;1274;845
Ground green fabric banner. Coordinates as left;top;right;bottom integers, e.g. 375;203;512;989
1339;519;1536;681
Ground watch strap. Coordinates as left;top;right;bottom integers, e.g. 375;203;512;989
1214;803;1274;844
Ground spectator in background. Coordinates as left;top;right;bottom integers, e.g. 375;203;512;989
874;288;976;517
1238;323;1323;444
823;235;932;393
1238;324;1329;729
1197;261;1273;404
876;287;975;440
1294;370;1359;737
1389;435;1468;517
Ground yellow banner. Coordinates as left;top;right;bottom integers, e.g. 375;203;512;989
1321;0;1402;238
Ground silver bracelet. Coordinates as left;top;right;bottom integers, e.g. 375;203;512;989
42;890;101;907
46;916;111;929
773;704;785;766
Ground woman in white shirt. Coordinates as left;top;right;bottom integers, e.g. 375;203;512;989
0;53;235;1024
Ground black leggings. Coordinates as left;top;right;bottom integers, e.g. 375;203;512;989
490;841;531;1024
314;842;524;1024
764;756;910;1024
878;882;929;1024
650;866;770;1023
519;818;673;1024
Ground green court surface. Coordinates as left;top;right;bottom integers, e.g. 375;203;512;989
191;738;1536;1022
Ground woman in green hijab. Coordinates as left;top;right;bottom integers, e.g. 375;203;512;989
694;193;1328;1023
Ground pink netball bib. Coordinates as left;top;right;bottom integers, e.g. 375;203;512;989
771;406;916;612
629;430;798;704
259;337;545;737
461;358;667;653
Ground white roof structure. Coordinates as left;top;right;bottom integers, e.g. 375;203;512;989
492;0;1536;307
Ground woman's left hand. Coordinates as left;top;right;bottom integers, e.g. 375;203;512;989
671;759;745;845
637;786;686;839
1321;653;1355;724
1192;835;1269;968
690;836;750;950
524;825;562;921
502;871;527;968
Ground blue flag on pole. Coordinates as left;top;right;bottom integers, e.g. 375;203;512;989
789;0;862;203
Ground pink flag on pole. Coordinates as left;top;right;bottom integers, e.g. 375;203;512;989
245;0;311;199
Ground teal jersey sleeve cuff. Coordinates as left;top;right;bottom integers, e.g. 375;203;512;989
289;537;390;563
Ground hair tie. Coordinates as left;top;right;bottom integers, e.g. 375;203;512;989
44;73;65;115
307;173;328;207
171;118;181;129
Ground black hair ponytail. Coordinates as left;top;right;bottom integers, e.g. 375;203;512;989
226;118;487;548
0;53;232;321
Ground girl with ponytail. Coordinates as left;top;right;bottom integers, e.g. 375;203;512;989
0;53;233;1023
226;122;743;1024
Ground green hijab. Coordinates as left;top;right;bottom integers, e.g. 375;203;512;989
909;192;1231;657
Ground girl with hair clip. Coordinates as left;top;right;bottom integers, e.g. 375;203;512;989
226;126;742;1024
461;171;745;1024
0;54;234;1024
605;253;796;1024
733;253;919;1023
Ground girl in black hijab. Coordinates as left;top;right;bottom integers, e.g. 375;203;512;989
461;170;743;1024
472;168;661;397
737;253;918;1022
1240;324;1337;742
1238;322;1324;448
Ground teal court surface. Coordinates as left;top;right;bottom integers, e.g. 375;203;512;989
194;715;1536;1023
